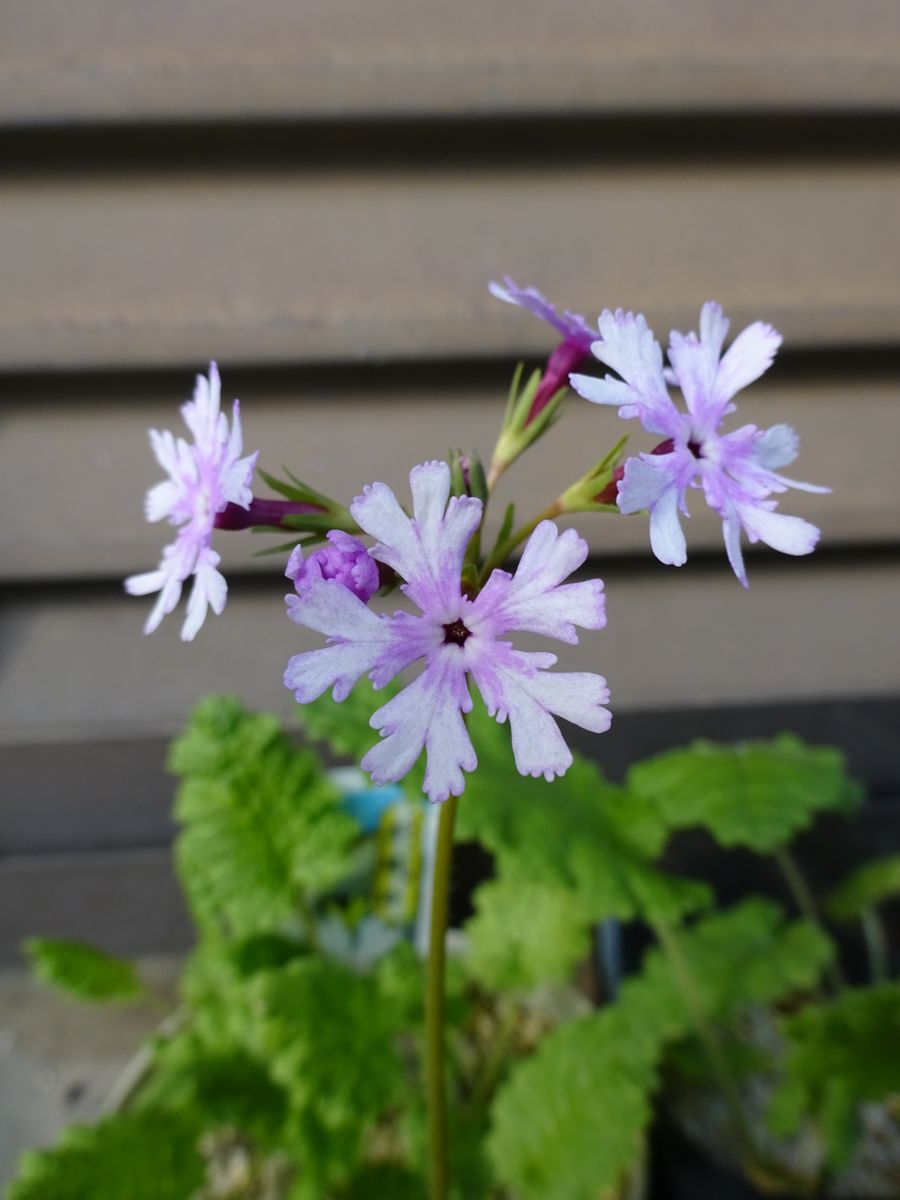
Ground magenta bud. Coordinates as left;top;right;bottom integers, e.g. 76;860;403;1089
286;530;380;603
593;466;625;506
525;338;590;427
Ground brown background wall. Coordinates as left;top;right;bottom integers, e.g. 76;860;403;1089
2;1;899;958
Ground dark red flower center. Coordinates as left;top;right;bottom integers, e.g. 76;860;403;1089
442;619;471;647
651;437;704;459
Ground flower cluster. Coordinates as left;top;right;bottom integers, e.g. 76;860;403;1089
125;365;258;641
284;462;610;802
125;285;827;802
570;303;827;585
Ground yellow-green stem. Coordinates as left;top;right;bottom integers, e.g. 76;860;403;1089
652;918;762;1168
425;794;458;1200
773;846;846;994
479;499;564;582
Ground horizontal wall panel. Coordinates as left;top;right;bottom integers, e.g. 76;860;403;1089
3;164;900;370
0;375;893;583
2;558;898;746
4;698;899;857
2;1;899;125
0;850;192;962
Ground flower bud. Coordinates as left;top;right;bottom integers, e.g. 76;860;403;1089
286;530;380;602
448;450;488;503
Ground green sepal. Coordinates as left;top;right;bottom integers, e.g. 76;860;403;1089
490;364;570;479
258;467;331;509
252;534;324;557
460;561;481;594
501;361;526;430
448;449;488;504
559;434;629;513
277;511;353;532
494;502;516;552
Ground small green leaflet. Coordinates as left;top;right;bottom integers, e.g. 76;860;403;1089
23;938;144;1003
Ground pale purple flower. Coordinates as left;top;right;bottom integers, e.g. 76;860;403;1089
489;276;594;348
286;530;380;603
570;303;829;586
489;277;595;425
284;461;610;803
125;364;258;640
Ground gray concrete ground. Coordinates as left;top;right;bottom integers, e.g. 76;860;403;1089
0;959;179;1189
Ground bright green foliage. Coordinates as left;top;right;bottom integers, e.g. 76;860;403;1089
301;680;429;799
489;1007;656;1200
23;937;144;1003
634;899;833;1035
340;1163;426;1200
457;700;711;924
402;1101;496;1200
169;696;359;934
489;898;833;1200
826;854;900;921
11;690;877;1200
299;679;391;761
627;735;861;853
244;955;410;1195
466;878;592;991
769;983;900;1167
135;1034;290;1149
6;1110;205;1200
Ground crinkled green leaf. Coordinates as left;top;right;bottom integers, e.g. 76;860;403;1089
769;983;900;1168
300;679;431;799
134;1035;289;1148
299;678;394;761
457;700;709;923
633;899;833;1037
169;696;359;934
627;735;861;853
826;854;900;921
466;878;592;991
489;1007;656;1200
245;955;410;1191
7;1109;204;1200
23;938;143;1003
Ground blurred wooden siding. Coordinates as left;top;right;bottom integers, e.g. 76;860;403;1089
2;1;900;955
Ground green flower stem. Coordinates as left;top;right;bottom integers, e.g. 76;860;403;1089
772;846;846;994
425;793;458;1200
479;500;564;583
652;918;761;1169
296;889;321;952
861;905;890;984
